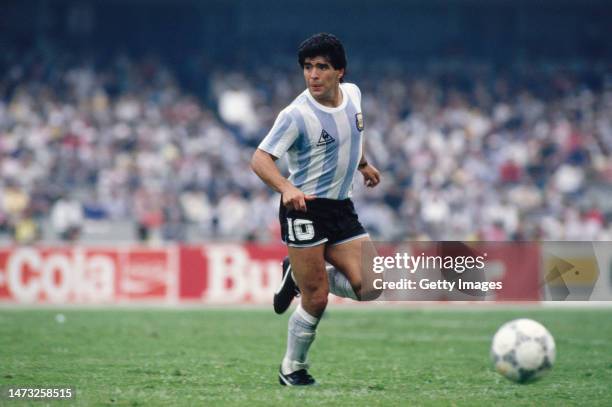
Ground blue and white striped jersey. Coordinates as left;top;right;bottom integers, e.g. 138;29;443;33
258;83;364;200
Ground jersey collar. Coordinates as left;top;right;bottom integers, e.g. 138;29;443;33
305;84;347;113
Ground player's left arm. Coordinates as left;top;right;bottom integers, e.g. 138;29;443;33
357;140;380;188
352;84;380;188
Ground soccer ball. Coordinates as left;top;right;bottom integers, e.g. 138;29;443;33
490;318;556;383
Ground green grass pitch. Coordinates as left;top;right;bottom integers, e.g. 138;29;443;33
1;307;611;406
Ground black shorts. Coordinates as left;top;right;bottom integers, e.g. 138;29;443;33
279;198;368;248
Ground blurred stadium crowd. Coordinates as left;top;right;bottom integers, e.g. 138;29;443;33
1;46;611;243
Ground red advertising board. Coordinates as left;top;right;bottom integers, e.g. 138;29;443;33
179;244;286;303
0;243;542;304
0;247;176;304
474;242;541;301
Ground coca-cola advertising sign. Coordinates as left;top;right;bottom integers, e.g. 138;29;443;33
0;247;175;304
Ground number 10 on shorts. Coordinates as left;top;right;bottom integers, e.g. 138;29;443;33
287;218;315;242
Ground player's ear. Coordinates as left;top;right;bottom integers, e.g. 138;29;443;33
338;68;345;81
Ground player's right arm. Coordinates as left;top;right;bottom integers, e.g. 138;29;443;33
250;149;314;212
252;109;314;211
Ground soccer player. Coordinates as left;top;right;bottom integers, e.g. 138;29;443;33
250;33;381;386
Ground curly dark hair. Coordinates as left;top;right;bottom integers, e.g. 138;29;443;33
298;33;347;79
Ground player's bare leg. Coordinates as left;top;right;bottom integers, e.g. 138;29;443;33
325;236;381;301
279;244;328;386
288;244;328;317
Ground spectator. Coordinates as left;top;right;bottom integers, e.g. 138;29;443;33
50;194;84;241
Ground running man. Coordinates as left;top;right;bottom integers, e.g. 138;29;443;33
250;33;381;386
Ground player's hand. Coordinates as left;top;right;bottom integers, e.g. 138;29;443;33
359;163;381;188
281;185;316;212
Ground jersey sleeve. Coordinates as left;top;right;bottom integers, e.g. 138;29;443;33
258;109;299;158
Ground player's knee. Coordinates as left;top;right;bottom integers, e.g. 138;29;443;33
303;291;328;315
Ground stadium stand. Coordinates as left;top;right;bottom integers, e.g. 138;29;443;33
1;45;610;243
1;0;611;243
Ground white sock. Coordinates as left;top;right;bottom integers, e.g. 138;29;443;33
326;266;358;300
281;304;319;375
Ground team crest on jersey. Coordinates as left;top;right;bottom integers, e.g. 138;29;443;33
317;129;335;146
355;112;364;131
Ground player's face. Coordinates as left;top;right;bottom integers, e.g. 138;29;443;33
303;56;344;103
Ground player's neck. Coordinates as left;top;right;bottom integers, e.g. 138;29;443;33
313;85;343;108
